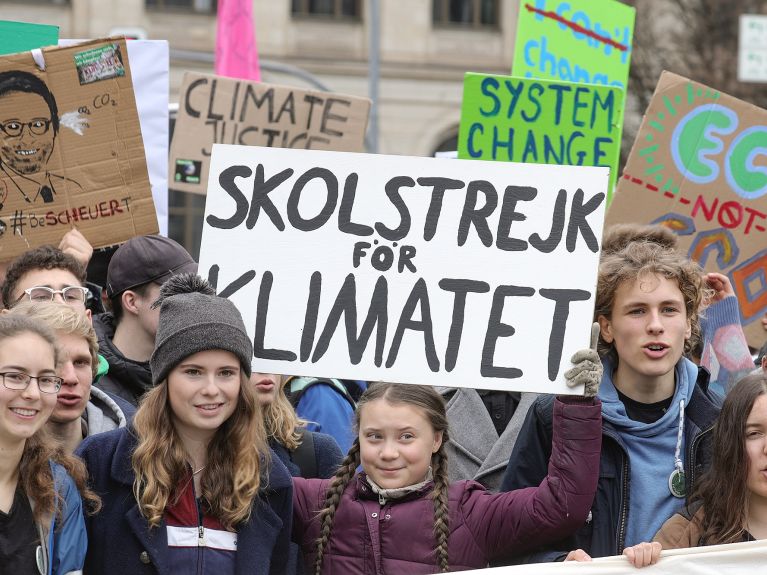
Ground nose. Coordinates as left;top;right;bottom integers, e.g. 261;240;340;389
380;440;398;460
646;309;664;334
200;374;219;396
59;361;78;387
51;291;67;304
20;378;42;401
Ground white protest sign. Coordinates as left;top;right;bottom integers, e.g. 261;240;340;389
199;145;608;393
454;539;767;574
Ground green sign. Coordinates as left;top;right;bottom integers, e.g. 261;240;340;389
0;20;58;56
513;0;635;90
458;73;624;201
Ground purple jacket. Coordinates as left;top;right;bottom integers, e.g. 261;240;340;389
292;397;601;573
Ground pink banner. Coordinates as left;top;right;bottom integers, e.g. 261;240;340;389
215;0;261;81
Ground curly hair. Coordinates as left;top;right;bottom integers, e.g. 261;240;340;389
0;315;100;522
594;239;708;361
131;372;269;531
2;245;86;309
690;372;767;545
313;382;451;574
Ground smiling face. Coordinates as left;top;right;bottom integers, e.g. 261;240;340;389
598;274;691;393
359;398;443;489
745;394;767;501
0;331;57;449
0;92;55;175
50;332;93;425
167;349;241;442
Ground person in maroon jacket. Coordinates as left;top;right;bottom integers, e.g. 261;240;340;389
291;335;603;574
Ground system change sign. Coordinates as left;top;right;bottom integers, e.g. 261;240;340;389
198;145;608;394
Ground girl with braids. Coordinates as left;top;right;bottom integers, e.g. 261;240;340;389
292;357;603;574
76;274;293;574
619;371;767;568
0;314;100;574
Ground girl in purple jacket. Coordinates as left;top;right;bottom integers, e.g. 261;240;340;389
292;349;604;574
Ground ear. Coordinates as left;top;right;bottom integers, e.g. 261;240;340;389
597;315;613;344
432;430;444;454
85;308;92;323
121;290;141;316
684;317;692;341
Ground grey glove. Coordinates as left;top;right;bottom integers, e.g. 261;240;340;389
564;323;603;398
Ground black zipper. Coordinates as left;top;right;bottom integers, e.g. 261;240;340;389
616;455;630;553
687;425;713;488
195;488;205;575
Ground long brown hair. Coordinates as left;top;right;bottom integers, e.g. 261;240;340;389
0;315;100;522
131;372;268;531
691;372;767;544
262;375;307;451
313;382;451;574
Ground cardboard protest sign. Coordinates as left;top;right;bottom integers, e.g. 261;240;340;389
513;0;635;90
458;73;623;200
606;72;767;347
0;21;58;56
0;37;158;259
458;539;767;574
199;145;608;394
170;72;371;194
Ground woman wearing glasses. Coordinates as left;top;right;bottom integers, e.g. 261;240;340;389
0;314;99;574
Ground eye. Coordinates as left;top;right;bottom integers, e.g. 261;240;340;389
5;372;28;384
74;358;91;368
747;430;764;439
219;368;237;378
30;119;47;129
662;306;679;314
5;121;21;131
628;308;644;315
184;368;202;377
366;432;382;441
400;433;415;441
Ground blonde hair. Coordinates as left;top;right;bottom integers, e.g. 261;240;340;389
262;376;308;450
9;301;99;378
313;383;450;573
0;315;101;520
131;373;269;531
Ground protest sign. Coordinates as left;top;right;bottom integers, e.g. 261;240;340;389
0;20;58;55
458;73;623;200
512;0;635;90
170;72;371;195
61;38;170;235
455;539;767;574
199;145;608;394
606;71;767;347
0;37;158;260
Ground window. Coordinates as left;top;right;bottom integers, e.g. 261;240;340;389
433;0;499;28
292;0;362;20
145;0;217;13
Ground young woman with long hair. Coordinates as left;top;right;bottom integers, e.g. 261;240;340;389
0;314;99;574
76;275;292;574
292;374;603;574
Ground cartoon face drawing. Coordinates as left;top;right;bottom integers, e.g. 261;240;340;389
0;92;56;175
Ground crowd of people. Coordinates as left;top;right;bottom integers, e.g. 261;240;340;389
0;221;765;574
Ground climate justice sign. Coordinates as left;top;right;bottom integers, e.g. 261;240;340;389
198;145;608;393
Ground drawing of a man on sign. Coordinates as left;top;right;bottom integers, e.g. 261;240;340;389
0;70;82;210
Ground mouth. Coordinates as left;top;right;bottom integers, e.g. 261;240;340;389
644;343;670;358
377;467;403;474
15;148;39;156
9;407;39;419
195;403;225;415
56;394;83;407
254;379;275;391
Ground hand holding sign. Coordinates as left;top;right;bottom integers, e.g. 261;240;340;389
564;322;602;397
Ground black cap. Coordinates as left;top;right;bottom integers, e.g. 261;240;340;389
106;235;197;299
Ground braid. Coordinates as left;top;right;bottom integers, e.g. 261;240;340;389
314;439;361;575
430;447;450;572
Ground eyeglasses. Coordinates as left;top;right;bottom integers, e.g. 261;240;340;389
0;118;52;137
17;286;90;306
1;371;63;394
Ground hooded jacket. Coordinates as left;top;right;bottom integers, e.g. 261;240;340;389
76;427;293;575
83;386;134;436
500;359;722;562
33;461;88;575
93;313;153;406
292;397;602;574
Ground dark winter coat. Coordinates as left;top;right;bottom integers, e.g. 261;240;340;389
75;427;293;575
292;397;602;573
499;367;721;562
93;312;154;406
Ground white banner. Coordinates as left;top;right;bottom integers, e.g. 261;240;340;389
199;145;608;393
456;540;767;573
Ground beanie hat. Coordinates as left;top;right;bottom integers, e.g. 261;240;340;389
150;274;253;385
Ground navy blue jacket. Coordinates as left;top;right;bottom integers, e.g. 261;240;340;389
499;367;721;563
76;427;293;575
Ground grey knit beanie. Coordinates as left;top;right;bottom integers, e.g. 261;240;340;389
150;274;253;385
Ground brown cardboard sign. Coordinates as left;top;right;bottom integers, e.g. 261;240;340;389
169;72;371;194
0;37;158;260
606;71;767;347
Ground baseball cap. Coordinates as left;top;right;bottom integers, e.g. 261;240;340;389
106;235;197;298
